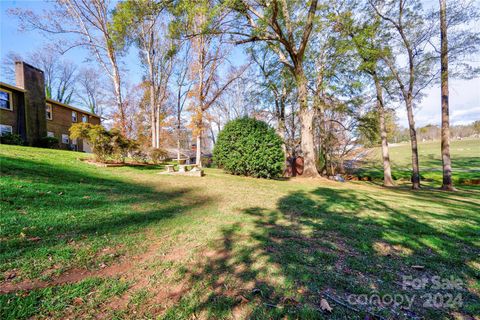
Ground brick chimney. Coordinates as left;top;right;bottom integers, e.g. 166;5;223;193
15;61;47;145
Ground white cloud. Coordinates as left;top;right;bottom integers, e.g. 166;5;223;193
396;78;480;128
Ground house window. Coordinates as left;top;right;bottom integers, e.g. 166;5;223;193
0;124;13;136
72;111;77;122
61;134;69;144
46;103;53;120
0;89;13;110
82;115;88;123
47;131;54;137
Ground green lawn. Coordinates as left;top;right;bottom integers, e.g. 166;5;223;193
357;138;480;185
0;145;479;319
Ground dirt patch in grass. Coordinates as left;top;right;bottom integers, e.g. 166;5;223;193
0;233;192;295
95;239;203;318
0;255;135;294
79;158;162;168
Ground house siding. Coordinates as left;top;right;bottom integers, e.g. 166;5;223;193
0;84;26;139
46;101;100;151
1;61;101;152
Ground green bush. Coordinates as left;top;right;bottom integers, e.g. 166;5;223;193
149;148;168;164
110;128;138;163
213;117;284;179
0;133;23;145
70;123;112;162
131;150;149;163
38;136;59;149
70;123;137;163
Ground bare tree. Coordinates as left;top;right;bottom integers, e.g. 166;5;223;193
173;42;193;160
1;51;23;83
2;47;77;104
76;67;107;115
186;7;247;167
11;0;128;133
55;60;77;104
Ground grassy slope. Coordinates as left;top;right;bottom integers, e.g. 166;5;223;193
358;138;480;184
0;145;479;319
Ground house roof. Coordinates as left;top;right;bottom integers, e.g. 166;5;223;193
0;81;100;119
46;98;100;118
0;82;27;93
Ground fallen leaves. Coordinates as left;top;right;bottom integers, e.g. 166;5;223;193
73;297;84;305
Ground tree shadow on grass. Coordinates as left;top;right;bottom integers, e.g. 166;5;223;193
0;156;211;278
125;164;166;171
419;156;480;172
162;187;479;319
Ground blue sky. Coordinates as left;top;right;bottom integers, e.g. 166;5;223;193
1;0;479;127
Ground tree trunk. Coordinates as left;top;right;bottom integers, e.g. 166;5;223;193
295;68;318;177
276;119;287;170
277;124;286;159
316;104;327;175
176;83;183;160
406;97;421;189
275;97;287;166
439;0;454;191
150;82;157;148
151;112;156;148
108;48;126;136
177;116;181;161
155;107;161;148
177;131;181;161
374;75;394;187
148;46;157;148
196;133;202;167
299;109;317;177
112;67;126;135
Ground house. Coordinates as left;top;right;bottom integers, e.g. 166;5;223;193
0;61;101;152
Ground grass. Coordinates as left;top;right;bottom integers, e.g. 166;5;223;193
356;138;480;185
1;144;479;319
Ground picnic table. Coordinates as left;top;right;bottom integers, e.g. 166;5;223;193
178;164;198;172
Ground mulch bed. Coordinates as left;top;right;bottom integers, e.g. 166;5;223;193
79;158;155;167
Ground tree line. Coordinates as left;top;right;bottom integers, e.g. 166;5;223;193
8;0;480;190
